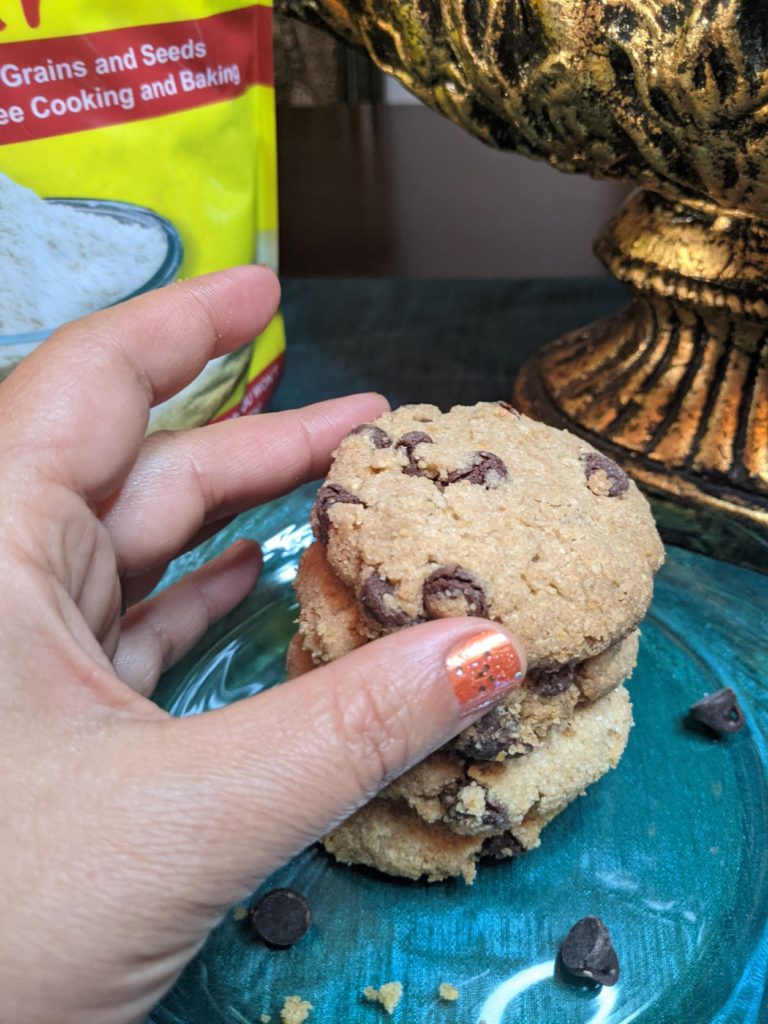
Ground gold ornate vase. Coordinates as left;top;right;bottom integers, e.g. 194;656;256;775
282;0;768;570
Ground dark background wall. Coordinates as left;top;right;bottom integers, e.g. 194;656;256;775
274;19;631;278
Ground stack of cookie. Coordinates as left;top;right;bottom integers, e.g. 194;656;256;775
287;403;664;882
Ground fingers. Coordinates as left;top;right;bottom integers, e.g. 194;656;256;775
141;618;526;906
118;517;238;610
0;266;280;500
102;394;389;575
113;540;262;695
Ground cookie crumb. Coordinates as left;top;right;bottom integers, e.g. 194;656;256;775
232;905;248;922
363;981;403;1014
438;982;460;1001
260;1015;272;1023
460;861;477;885
280;995;313;1024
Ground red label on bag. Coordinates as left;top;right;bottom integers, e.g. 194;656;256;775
0;6;272;145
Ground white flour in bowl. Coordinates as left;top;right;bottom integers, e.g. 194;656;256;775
0;172;167;334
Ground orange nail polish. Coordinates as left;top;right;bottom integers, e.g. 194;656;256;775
446;629;524;715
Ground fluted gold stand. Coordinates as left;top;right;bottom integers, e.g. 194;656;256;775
514;190;768;571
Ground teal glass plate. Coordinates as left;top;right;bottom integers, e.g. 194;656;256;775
149;482;768;1024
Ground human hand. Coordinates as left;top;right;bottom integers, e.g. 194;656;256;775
0;267;526;1024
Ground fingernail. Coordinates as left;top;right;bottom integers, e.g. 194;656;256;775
446;629;524;716
226;539;260;560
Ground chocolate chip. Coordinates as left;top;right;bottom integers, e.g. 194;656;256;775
559;916;619;986
348;423;393;449
360;575;418;629
446;451;508;488
396;431;434;476
496;401;520;415
581;451;629;497
689;687;745;734
527;663;576;697
313;483;362;545
442;780;509;831
250;888;311;948
396;430;433;454
452;705;520;760
482;831;526;859
423;565;488;618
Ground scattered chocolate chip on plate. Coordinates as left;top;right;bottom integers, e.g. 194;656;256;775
559;916;619;986
689;688;746;734
250;888;311;948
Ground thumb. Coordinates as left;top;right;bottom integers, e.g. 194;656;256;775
152;618;525;907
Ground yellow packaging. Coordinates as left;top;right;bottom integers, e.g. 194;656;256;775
0;0;284;428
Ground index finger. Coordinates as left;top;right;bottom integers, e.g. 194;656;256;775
0;265;280;499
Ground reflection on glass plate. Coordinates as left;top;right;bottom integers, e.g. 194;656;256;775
150;482;768;1024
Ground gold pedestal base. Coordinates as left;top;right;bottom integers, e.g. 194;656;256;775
513;190;768;574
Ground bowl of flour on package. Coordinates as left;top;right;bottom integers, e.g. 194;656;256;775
0;171;182;379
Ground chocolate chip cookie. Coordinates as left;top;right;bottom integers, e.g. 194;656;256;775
311;402;662;668
291;540;640;758
323;685;633;883
290;402;662;880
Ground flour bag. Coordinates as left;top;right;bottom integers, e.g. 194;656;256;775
0;0;283;428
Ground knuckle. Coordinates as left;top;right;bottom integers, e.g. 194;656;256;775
191;576;219;628
148;616;176;675
293;414;319;480
184;445;217;514
326;669;414;799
